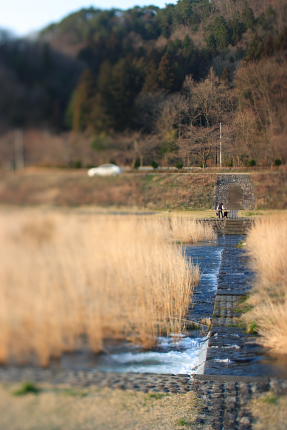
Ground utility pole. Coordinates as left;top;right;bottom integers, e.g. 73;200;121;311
219;122;222;168
14;129;24;170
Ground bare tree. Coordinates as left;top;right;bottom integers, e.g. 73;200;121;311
178;70;236;167
235;57;287;165
179;125;218;167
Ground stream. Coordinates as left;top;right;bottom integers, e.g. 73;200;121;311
58;238;223;375
52;234;287;377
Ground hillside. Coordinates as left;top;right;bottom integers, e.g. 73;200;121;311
0;0;286;169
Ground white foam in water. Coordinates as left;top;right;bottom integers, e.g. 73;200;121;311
98;335;209;375
96;245;223;375
222;345;240;350
214;358;231;363
201;248;223;291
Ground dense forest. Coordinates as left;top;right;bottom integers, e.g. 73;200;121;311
0;0;286;167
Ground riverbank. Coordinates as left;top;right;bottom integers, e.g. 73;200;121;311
0;383;199;430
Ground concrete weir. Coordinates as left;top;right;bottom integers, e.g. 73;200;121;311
199;218;254;235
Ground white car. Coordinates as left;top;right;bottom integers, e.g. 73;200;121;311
87;163;123;177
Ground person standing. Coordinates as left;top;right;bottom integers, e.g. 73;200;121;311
216;202;225;219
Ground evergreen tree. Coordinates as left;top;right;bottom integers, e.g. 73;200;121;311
109;58;143;129
90;61;114;131
158;53;177;91
70;69;97;132
241;7;255;29
207;16;231;50
143;59;160;92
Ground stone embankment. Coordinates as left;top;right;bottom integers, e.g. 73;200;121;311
193;374;287;430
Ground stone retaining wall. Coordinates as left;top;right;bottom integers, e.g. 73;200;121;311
216;174;256;210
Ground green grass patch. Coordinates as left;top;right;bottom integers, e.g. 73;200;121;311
13;382;41;396
263;393;279;405
60;388;89;398
246;321;259;335
144;174;156;184
177;417;193;427
147;393;170;400
236;240;247;248
243;211;264;217
234;296;253;314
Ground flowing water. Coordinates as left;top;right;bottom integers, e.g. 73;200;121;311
59;238;224;375
54;235;287;377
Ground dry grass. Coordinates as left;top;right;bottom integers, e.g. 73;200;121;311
0;210;213;366
0;383;200;430
165;216;216;243
245;215;287;353
251;392;287;430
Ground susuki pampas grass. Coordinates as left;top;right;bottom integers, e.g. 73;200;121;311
0;211;213;366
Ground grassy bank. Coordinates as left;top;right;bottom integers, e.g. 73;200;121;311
0;210;215;365
245;215;287;353
0;383;199;430
0;170;218;209
0;169;286;210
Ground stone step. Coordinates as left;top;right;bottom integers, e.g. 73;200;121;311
224;225;248;228
224;231;247;233
225;221;250;225
224;227;246;230
225;223;247;225
224;227;247;230
224;233;246;235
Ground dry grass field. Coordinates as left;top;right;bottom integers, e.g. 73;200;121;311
245;215;287;353
0;209;214;366
251;392;287;430
0;383;200;430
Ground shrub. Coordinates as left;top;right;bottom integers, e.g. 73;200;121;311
134;158;141;169
68;160;82;169
176;160;184;169
13;382;41;396
151;160;159;169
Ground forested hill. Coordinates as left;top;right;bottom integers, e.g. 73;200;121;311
0;0;287;167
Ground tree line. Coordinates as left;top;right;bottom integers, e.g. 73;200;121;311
0;0;286;167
